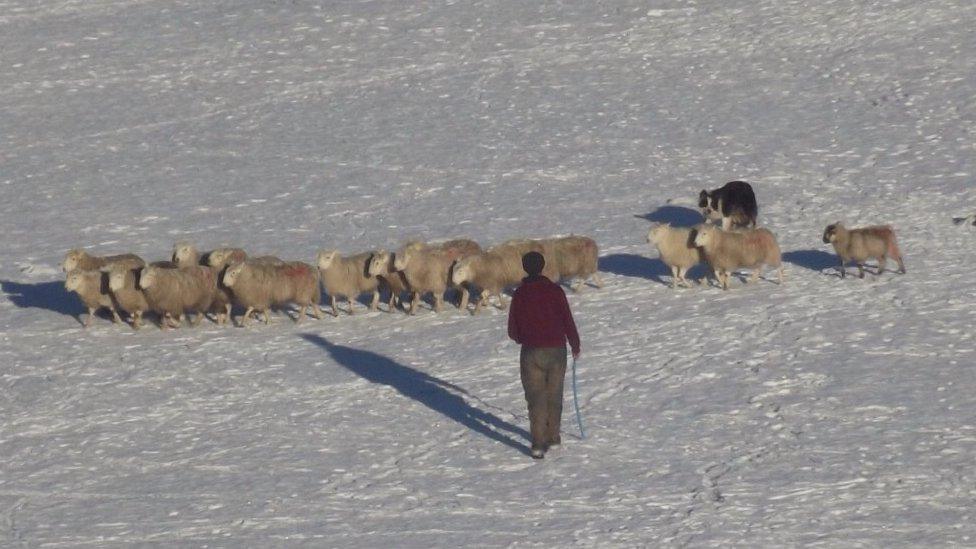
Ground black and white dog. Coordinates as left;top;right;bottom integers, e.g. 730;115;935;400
698;181;758;230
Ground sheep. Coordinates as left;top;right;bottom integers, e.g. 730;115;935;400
139;264;217;329
206;248;283;270
544;235;603;290
223;260;323;325
366;250;412;312
822;222;906;278
170;242;242;325
316;251;381;316
390;239;482;314
62;249;144;273
451;241;533;314
694;225;784;290
64;269;122;327
105;264;150;330
646;223;706;288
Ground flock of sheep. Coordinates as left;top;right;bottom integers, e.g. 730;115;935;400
61;236;602;329
60;180;906;330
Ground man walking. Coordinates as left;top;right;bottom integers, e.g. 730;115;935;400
508;251;581;459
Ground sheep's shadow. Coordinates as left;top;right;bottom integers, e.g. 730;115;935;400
635;205;704;227
782;250;841;276
1;279;85;318
599;254;668;284
299;334;531;456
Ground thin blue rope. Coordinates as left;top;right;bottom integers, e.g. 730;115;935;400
571;356;585;439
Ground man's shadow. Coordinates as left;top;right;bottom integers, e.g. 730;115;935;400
299;334;531;456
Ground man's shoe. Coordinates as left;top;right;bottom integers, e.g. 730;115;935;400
530;446;545;459
547;435;561;450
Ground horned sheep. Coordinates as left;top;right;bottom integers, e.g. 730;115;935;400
694;225;784;290
223;260;322;325
647;223;705;288
822;222;905;278
64;269;122;327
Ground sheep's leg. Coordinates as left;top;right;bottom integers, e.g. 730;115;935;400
458;286;469;311
262;309;271;324
190;311;204;326
877;255;887;275
897;257;906;274
110;307;122;324
838;258;846;278
721;217;733;231
496;292;509;310
777;266;785;285
433;293;443;313
167;314;182;329
409;292;420;315
84;308;96;328
132;311;142;330
296;303;307;323
369;290;379;312
719;269;730;290
311;302;324;319
240;307;254;327
224;303;232;324
176;313;186;328
748;268;761;284
571;277;584;292
347;297;356;315
591;272;604;288
669;266;679;288
857;264;865;279
329;296;338;317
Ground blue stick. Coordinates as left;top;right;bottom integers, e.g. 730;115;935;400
571;356;585;439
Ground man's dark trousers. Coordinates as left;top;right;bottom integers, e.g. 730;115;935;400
520;346;567;448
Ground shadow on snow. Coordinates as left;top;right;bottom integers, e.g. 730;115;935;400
782;250;839;275
1;279;84;318
635;205;704;227
299;334;531;456
598;254;668;284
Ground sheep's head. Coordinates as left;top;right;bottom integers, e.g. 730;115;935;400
367;251;389;276
108;267;127;292
693;226;715;248
223;262;245;287
209;248;247;268
451;257;473;285
647;223;668;244
822;222;843;244
317;250;339;271
64;269;85;292
62;249;86;272
139;267;158;289
394;242;423;271
172;241;197;267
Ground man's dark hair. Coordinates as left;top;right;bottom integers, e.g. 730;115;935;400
522;251;545;276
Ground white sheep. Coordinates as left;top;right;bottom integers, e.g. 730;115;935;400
206;248;283;270
222;260;323;325
139;264;217;329
62;249;144;273
647;223;705;288
694;225;784;290
822;222;906;278
64;269;121;327
545;235;603;290
366;250;412;312
105;264;150;329
170;242;241;325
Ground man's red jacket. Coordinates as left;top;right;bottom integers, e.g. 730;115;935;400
508;276;581;355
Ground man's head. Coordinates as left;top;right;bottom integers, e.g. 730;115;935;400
522;251;545;276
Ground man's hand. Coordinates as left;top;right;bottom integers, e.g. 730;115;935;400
572;349;580;360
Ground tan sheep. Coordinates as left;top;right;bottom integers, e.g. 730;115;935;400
316;251;381;316
451;241;531;314
545;235;603;290
206;248;283;270
64;269;121;327
822;222;905;278
366;250;412;312
694;225;784;290
647;223;706;288
391;239;482;314
105;264;150;330
223;260;322;325
62;249;144;273
171;242;238;325
139;264;217;329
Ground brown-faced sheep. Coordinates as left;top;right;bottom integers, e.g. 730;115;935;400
139;264;217;329
62;249;144;273
647;223;706;288
822;222;905;278
223;260;322;325
64;269;121;327
694;225;783;290
316;251;381;316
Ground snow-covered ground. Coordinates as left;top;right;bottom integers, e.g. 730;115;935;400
2;0;975;546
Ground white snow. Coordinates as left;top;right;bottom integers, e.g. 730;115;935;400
2;0;975;546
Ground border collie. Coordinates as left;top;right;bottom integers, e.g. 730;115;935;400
698;180;758;230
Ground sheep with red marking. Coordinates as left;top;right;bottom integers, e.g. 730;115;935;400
222;260;322;326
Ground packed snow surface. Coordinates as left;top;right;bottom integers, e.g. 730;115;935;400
2;0;975;546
